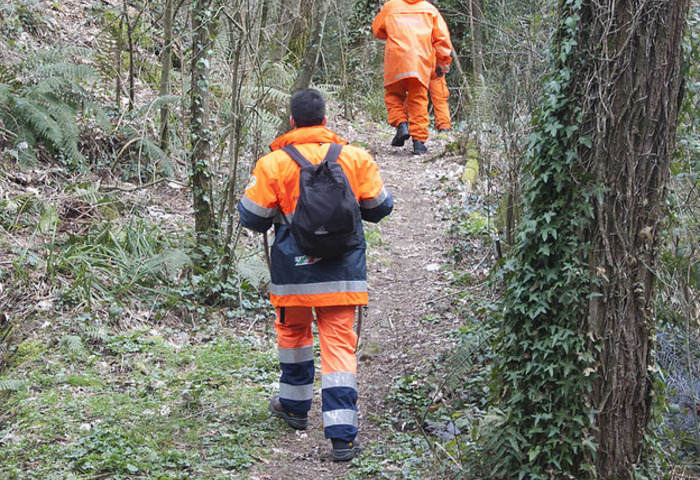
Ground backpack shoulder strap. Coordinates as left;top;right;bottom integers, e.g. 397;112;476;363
323;143;343;164
282;144;312;168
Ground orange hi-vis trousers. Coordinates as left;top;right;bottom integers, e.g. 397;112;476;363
274;305;358;442
430;75;451;130
385;78;430;142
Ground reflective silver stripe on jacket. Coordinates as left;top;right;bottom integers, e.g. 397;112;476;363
322;372;357;390
274;211;294;225
360;187;389;209
279;382;314;402
271;280;367;296
278;345;314;364
395;71;420;80
323;409;358;427
241;195;278;218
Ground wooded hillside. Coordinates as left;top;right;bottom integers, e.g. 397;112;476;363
0;1;698;479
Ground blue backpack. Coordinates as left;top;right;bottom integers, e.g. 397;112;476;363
282;143;361;258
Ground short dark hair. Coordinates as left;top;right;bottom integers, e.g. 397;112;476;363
290;89;326;127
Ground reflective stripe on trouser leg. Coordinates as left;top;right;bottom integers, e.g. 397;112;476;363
322;372;358;442
316;306;359;442
406;78;430;142
385;80;408;127
275;307;314;414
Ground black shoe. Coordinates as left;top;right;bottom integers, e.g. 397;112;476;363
438;128;452;133
269;396;308;430
412;139;428;155
331;439;363;462
391;122;410;147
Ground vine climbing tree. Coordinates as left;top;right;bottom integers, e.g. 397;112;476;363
486;1;689;479
190;0;219;250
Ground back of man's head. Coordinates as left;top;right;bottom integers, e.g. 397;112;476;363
290;89;326;127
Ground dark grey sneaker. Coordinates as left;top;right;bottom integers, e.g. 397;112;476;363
412;139;428;155
269;396;308;430
331;439;363;462
391;121;410;147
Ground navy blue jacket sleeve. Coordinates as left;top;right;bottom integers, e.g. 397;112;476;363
360;193;393;223
238;198;275;233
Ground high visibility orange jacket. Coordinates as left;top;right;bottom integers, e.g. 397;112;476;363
372;0;452;89
238;126;393;308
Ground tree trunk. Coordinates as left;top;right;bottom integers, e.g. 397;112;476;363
159;0;174;152
582;2;689;478
277;0;329;136
270;0;303;62
124;0;135;112
116;14;124;107
468;0;483;151
256;0;270;51
0;313;11;371
190;0;218;247
468;0;483;83
220;14;246;284
487;1;689;478
290;0;323;83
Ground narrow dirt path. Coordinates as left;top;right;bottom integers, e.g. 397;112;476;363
249;120;461;480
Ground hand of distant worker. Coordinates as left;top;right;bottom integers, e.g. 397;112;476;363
436;66;449;77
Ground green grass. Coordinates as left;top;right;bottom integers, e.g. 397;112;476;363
0;328;279;479
364;223;385;248
343;433;432;480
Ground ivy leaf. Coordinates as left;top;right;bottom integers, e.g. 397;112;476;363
544;121;563;137
528;446;542;461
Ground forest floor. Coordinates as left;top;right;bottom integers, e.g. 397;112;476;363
0;111;493;480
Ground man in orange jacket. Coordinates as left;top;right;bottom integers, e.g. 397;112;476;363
373;0;452;155
238;89;393;462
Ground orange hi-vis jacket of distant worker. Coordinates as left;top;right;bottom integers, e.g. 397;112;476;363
237;125;393;308
372;0;452;90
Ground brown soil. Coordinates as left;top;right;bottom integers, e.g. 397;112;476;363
248;119;468;480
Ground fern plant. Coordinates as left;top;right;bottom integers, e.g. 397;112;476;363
0;379;27;393
59;335;86;356
0;47;109;166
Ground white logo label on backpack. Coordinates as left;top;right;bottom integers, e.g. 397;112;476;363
295;255;322;266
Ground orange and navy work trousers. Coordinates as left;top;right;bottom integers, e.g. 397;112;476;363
275;305;358;442
385;78;430;142
429;76;451;130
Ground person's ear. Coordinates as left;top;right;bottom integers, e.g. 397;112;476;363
322;117;327;126
290;116;296;128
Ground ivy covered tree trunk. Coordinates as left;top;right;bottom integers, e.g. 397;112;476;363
580;2;689;478
190;0;218;247
487;1;688;479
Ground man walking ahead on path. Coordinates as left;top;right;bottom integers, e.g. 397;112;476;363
430;50;452;132
372;0;452;155
238;89;393;462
